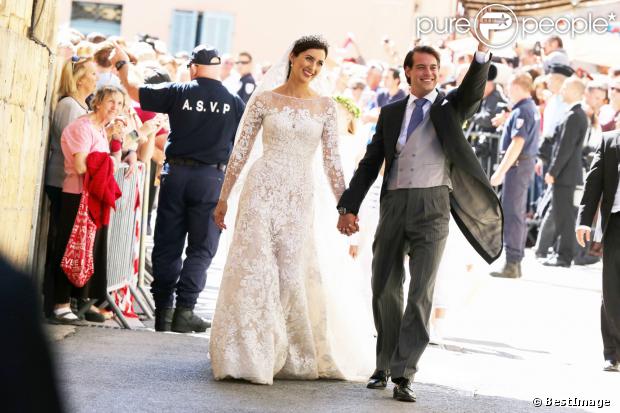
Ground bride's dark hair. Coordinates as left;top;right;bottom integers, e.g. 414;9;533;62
287;35;329;79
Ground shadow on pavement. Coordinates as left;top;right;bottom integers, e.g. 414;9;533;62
52;327;590;413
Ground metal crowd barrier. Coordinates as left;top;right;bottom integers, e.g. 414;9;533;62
104;162;153;329
466;131;502;178
137;160;155;314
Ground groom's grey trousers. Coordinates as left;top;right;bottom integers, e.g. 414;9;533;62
372;186;449;380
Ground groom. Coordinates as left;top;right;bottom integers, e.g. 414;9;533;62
336;38;503;401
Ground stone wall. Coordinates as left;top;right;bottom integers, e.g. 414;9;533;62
0;0;57;269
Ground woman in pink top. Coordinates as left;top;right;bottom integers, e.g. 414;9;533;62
42;55;97;319
51;86;125;324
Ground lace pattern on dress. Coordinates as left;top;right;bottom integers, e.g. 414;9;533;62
210;91;348;384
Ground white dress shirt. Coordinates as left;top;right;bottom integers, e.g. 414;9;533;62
543;94;569;138
397;89;438;149
396;51;490;149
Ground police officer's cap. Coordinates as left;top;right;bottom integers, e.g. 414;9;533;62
547;63;574;77
188;45;221;67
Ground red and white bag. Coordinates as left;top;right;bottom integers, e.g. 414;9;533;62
61;185;97;287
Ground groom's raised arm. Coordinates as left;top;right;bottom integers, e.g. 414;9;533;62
451;52;491;122
337;110;386;215
451;31;491;121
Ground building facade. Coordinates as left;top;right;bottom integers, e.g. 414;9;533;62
57;0;458;62
0;0;57;270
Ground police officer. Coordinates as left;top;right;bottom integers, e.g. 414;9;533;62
112;44;245;332
235;51;256;103
489;72;540;278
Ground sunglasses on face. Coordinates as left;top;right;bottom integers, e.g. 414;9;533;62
236;60;251;65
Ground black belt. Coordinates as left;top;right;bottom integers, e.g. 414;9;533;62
166;158;226;172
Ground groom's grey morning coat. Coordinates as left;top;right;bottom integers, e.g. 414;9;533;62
337;57;504;264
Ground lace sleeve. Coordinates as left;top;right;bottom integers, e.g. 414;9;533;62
321;98;346;200
220;94;265;201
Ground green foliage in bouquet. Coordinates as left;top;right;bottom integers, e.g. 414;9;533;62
333;95;361;119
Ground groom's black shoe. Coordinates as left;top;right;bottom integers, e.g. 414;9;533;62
393;378;416;402
171;307;210;333
366;370;390;389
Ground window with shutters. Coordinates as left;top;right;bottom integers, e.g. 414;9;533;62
200;12;234;55
170;10;199;55
170;10;234;55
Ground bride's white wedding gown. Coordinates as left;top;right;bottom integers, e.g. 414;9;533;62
210;91;375;384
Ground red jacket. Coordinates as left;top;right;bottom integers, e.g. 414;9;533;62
85;152;121;228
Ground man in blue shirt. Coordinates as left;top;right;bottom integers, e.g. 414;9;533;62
113;44;245;332
490;72;540;278
376;68;407;108
363;68;407;125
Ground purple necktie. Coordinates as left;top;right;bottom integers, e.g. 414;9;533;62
406;98;427;141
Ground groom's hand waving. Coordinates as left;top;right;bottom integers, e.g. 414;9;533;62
337;213;359;236
472;9;492;53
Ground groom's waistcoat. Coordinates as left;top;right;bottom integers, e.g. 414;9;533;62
387;114;451;190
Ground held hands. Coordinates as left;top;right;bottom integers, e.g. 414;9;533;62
214;200;228;230
337;213;359;236
576;227;591;248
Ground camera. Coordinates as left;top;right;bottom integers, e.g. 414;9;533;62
137;33;159;50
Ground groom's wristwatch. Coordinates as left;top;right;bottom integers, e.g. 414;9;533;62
337;207;350;216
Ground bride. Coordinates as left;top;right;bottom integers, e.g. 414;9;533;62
210;35;372;385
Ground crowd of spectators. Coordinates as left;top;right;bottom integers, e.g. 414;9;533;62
44;26;620;324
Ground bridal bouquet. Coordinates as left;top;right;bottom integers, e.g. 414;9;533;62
333;95;361;119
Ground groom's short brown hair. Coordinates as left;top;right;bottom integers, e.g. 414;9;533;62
403;46;441;85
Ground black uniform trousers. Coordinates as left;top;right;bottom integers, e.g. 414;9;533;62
371;186;450;380
602;213;620;362
537;203;594;262
536;206;556;256
551;184;577;263
151;163;223;310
